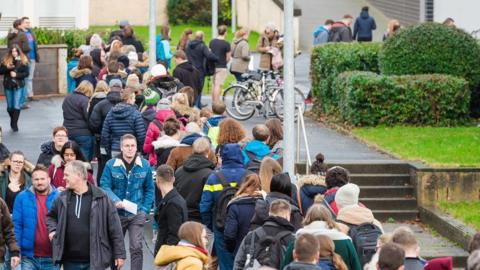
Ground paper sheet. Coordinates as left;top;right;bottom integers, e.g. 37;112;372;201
122;199;138;215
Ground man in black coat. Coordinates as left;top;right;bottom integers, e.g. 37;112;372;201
185;31;218;107
174;138;215;223
173;50;202;102
154;165;188;254
353;6;377;42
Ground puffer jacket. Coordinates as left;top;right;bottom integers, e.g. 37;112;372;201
47;155;95;188
89;91;122;135
88;92;107;117
36;141;61;167
12;185;59;257
101;102;146;153
143;108;177;166
154;242;209;269
0;197;20;260
69;67;97;88
297;175;327;214
199;143;246;230
174;154;215;223
0;59;29;90
62;90;92;137
148;76;183;99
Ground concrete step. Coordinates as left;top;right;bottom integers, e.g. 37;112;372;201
361;197;418;211
360;185;415;198
328;162;411;175
350;173;411;186
373;210;419;222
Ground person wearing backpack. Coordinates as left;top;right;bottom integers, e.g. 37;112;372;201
224;174;265;255
313;19;334;46
243;124;280;173
251;173;304;230
284;233;322;270
200;143;249;270
233;199;295;270
335;184;383;267
323;166;351;216
328;15;354;42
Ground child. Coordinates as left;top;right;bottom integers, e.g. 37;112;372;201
205;101;227;147
284;233;322;270
311;152;328;176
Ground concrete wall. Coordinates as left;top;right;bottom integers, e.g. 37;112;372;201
236;0;300;51
434;0;480;33
0;45;68;96
89;0;168;26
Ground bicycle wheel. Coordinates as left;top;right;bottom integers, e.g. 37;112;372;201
272;86;306;121
222;84;257;121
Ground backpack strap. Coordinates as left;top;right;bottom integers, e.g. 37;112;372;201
152;119;163;130
336;219;357;228
245;227;267;268
322;198;337;218
214;170;230;188
246;151;257;162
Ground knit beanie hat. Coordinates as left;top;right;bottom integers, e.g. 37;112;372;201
143;87;160;106
335;183;360;210
156;98;172;110
151;64;167;77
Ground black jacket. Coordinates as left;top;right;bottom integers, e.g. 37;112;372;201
0;60;29;90
174;154;215;222
123;37;145;53
329;22;353;42
7;30;30;56
233;216;295;270
173;62;202;96
154;188;188;254
89;91;122;135
62;91;92;136
36;141;61;167
46;184;126;269
250;192;303;230
284;262;323;270
185;40;218;74
353;10;377;40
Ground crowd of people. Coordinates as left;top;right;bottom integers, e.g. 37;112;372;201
0;11;475;270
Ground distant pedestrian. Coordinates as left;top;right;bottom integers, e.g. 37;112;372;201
209;25;231;102
177;28;193;51
109;20;129;41
69;55;97;88
160;26;173;68
67;49;83;93
46;160;126;270
329;15;354;42
377;243;406;270
443;17;456;27
6;19;30;56
230;28;251;81
383;20;401;41
172;50;202;101
313;19;334;46
257;24;280;70
353;6;377;42
391;227;426;270
19;17;39;102
122;25;144;54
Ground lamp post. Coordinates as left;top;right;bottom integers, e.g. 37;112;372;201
212;0;218;38
148;0;156;69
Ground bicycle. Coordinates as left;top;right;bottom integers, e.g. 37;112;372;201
222;70;306;121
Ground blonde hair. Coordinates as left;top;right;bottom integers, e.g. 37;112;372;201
387;19;400;34
2;45;29;66
303;204;339;230
317;235;348;270
120;87;136;102
259;157;282;192
94;80;109;94
178;221;206;249
172;92;189;107
235;174;261;197
76;81;94;97
235;28;248;39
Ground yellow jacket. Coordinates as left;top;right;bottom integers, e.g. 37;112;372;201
154;245;209;270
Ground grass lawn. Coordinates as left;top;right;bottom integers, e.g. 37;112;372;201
89;24;260;51
352;126;480;167
439;201;480;230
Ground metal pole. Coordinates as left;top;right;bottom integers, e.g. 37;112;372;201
148;0;156;69
283;0;296;178
231;0;237;33
212;0;218;39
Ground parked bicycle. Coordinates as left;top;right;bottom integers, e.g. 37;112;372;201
222;70;306;121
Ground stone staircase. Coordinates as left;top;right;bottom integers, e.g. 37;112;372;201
326;162;419;222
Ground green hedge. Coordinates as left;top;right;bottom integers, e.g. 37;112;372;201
379;23;480;117
168;0;231;25
310;42;382;114
336;72;471;126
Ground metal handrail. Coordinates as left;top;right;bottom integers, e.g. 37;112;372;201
296;105;312;174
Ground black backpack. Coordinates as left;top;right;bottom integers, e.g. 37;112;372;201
339;220;382;266
244;227;293;269
328;26;343;42
213;170;250;231
245;151;274;174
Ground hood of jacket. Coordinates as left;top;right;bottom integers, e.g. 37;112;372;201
264;215;295;232
221;143;244;167
244;140;271;158
50;154;92;171
360;10;370;19
172;104;197;118
296;221;351;241
298;175;326;188
151;76;179;91
188;39;204;50
183;154;215;172
336;204;376;225
155;245;208;266
70;67;92;78
111;102;137;120
207;115;225;127
285;262;321;270
91;92;107;100
106;91;122;104
319;258;336;270
155;109;176;123
176;62;196;72
180;133;202;146
40;141;56;155
152;135;180;150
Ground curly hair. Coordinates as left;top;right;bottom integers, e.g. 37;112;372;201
217;118;246;146
325;166;350;189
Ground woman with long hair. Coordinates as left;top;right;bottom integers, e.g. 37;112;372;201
177;28;193;51
317;235;349;270
155;221;209;269
259;157;282;192
217;118;246;150
48;141;95;191
0;151;32;212
161;26;173;68
230;28;251;81
224;174;264;254
69;54;97;88
265;118;283;155
0;45;30;131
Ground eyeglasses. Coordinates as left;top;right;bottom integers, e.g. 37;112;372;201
11;160;24;164
55;134;68;138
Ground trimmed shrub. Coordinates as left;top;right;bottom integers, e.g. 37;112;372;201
336;72;471;126
379;23;480;116
168;0;231;25
310;42;382;114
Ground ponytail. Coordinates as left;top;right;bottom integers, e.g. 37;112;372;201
332;253;348;270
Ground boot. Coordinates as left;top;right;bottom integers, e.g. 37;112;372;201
11;109;20;132
7;109;13;130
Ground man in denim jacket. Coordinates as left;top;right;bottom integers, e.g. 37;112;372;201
100;134;154;270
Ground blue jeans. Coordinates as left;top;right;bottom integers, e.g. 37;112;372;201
70;135;94;161
21;256;59;270
213;226;234;270
4;88;23;110
25;61;35;97
62;262;90;270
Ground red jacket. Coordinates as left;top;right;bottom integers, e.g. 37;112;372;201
143;108;177;166
47;155;95;187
